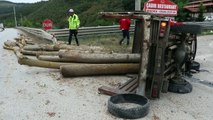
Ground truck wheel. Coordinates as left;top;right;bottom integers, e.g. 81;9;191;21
168;80;192;93
108;94;150;119
190;61;200;71
189;34;197;60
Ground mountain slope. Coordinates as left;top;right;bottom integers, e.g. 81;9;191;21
27;0;135;28
0;1;47;27
0;0;135;28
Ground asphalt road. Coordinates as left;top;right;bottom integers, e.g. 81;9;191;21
0;28;213;120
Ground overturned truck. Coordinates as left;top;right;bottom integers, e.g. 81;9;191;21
98;12;202;119
98;12;201;99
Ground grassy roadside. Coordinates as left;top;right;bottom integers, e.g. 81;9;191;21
58;34;134;53
200;30;213;35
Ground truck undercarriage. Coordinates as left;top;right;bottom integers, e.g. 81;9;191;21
99;11;202;98
98;11;203;119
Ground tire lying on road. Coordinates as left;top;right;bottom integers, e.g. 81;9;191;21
108;94;150;119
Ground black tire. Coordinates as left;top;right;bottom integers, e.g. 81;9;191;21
190;61;200;71
168;80;192;93
170;24;202;34
189;34;197;60
108;94;150;119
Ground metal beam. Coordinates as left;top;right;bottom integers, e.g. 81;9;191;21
135;0;141;11
13;6;17;27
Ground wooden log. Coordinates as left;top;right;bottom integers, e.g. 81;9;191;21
25;41;35;45
15;42;24;48
14;49;25;59
57;44;103;51
3;45;14;51
4;40;17;47
23;44;60;51
39;54;140;63
58;49;104;58
37;55;73;62
59;52;140;63
18;56;139;71
18;57;69;69
58;50;92;58
60;64;139;77
14;37;22;41
15;36;33;45
21;49;59;56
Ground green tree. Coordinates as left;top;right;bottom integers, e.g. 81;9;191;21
197;2;205;21
122;0;135;11
22;17;33;27
173;0;189;22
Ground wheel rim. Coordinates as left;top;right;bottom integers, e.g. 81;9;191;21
187;34;197;60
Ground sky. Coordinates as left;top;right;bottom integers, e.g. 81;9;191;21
7;0;47;3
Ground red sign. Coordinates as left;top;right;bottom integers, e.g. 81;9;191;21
144;0;178;16
42;19;53;30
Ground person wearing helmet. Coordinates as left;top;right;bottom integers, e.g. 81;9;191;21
67;9;80;46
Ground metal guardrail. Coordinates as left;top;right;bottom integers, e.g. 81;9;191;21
47;25;135;39
18;22;213;43
17;27;57;43
48;22;213;39
184;21;213;30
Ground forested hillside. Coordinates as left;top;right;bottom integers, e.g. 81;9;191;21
0;0;190;28
0;0;135;28
0;1;47;27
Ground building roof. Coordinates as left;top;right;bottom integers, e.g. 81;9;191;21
184;0;213;13
187;0;212;5
184;2;213;8
185;7;199;12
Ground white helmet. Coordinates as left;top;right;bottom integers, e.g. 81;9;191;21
68;9;74;13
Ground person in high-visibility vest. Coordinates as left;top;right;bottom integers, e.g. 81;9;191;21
119;18;131;45
67;9;80;46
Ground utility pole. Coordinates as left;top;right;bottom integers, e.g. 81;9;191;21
13;6;17;27
135;0;141;11
20;14;23;26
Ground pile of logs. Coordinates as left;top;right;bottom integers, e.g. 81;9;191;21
3;34;140;77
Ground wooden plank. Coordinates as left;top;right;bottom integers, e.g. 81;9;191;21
98;86;126;96
137;15;151;96
98;77;139;96
128;83;139;93
121;78;138;91
119;77;137;89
